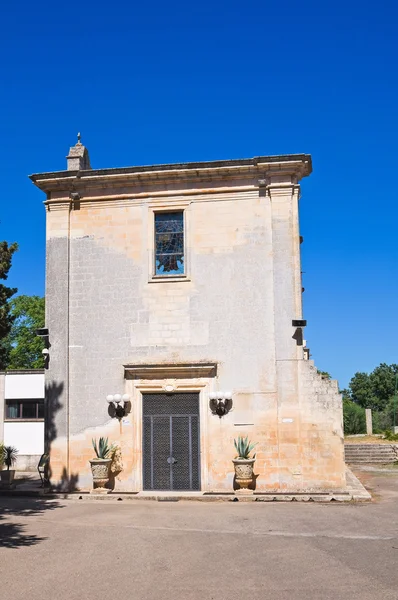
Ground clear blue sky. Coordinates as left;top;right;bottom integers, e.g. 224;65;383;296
1;1;397;387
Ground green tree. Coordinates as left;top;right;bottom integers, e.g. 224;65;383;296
349;371;375;408
343;399;366;435
349;364;398;411
339;388;352;401
7;295;45;369
369;363;398;409
0;241;18;369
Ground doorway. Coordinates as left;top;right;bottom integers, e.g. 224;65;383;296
143;392;200;491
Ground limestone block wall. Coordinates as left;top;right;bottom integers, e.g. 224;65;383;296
46;190;279;490
298;361;345;489
33;154;346;493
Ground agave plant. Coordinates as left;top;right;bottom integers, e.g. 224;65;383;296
92;437;115;459
234;436;257;460
3;446;18;470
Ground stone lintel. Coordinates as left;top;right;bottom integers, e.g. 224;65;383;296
124;363;217;380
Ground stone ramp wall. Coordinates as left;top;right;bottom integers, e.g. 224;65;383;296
297;359;346;489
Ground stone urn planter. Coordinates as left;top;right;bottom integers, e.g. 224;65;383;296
233;436;257;492
0;445;18;489
232;458;256;490
89;437;115;494
89;458;112;493
0;469;16;488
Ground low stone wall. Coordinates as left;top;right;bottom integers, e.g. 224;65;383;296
14;454;41;472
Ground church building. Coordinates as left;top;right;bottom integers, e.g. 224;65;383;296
30;138;346;495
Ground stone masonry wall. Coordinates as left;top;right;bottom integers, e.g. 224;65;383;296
43;165;346;492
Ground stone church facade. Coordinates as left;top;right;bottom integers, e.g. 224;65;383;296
30;139;346;493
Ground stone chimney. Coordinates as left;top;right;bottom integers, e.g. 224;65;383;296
66;133;92;171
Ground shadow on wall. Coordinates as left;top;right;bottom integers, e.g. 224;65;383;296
45;380;79;493
0;497;62;549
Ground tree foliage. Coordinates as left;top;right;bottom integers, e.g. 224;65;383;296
348;363;398;411
7;295;45;369
317;370;331;379
0;241;18;369
322;363;398;434
342;363;398;433
343;399;366;435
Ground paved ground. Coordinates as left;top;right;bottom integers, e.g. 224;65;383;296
1;470;398;600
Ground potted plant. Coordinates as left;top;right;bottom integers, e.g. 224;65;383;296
232;436;257;490
89;437;115;493
0;445;18;487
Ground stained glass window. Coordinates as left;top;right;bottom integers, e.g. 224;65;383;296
155;211;184;275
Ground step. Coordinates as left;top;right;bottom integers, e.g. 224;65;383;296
345;450;395;456
345;448;395;451
345;454;396;459
345;449;396;453
345;444;396;449
345;447;395;451
347;462;396;465
345;450;396;455
345;456;397;462
346;454;396;458
344;443;398;464
346;455;396;460
345;452;396;456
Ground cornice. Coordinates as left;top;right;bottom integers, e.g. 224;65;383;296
30;154;312;196
44;185;258;206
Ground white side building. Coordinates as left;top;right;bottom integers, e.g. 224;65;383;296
0;370;45;471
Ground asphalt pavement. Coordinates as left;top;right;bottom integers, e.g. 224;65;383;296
1;469;398;600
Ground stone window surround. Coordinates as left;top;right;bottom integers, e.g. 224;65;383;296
147;200;191;283
124;363;217;492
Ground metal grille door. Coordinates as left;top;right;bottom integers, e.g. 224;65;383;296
143;393;200;491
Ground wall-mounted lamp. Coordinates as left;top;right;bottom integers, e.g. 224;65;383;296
209;391;233;418
36;328;50;368
106;393;130;419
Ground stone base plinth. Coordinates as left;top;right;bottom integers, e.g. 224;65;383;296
90;487;111;495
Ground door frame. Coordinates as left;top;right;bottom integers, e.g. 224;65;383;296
125;366;216;492
142;393;201;491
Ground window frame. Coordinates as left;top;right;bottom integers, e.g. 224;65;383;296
5;398;45;422
148;203;191;283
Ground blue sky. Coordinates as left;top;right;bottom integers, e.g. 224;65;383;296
0;1;397;387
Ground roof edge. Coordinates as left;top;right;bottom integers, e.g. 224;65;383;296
29;153;312;183
0;369;45;375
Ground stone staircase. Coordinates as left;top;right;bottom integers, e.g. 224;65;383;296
345;444;398;464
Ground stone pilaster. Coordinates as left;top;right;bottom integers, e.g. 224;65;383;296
269;176;304;487
268;176;303;361
45;203;70;489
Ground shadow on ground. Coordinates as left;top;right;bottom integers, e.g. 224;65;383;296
0;497;62;549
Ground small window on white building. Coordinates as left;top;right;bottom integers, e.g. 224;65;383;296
5;399;44;420
154;211;184;276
